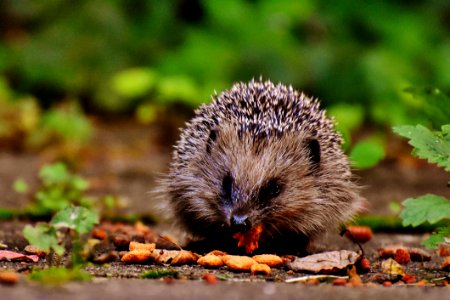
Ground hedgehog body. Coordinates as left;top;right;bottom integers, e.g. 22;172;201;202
162;80;363;253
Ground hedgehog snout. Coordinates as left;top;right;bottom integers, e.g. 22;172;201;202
230;214;251;233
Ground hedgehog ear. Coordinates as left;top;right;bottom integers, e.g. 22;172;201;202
206;129;217;154
306;138;321;168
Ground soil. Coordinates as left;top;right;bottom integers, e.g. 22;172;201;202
1;118;449;299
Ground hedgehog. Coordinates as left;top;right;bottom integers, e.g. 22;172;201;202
160;79;364;254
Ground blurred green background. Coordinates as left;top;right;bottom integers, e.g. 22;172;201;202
0;0;449;167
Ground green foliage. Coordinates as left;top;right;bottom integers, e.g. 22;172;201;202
28;267;91;285
51;206;99;235
0;0;448;123
401;195;450;227
13;178;29;194
27;162;94;215
349;139;385;169
393;125;450;172
141;269;179;279
396;123;450;249
23;223;64;255
23;205;99;266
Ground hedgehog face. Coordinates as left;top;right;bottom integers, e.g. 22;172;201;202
186;123;331;238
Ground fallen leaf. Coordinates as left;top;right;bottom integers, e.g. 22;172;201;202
287;250;360;273
24;245;47;258
381;258;405;276
252;254;284;267
378;245;407;258
0;250;39;262
150;249;198;265
438;245;450;257
233;224;264;254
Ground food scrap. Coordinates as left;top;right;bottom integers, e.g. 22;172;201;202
222;255;257;271
344;226;373;243
252;254;283;267
197;254;224;268
250;263;271;276
232;224;264;254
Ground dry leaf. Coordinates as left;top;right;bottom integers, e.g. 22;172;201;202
381;258;405;276
394;248;410;264
171;250;199;265
197;254;224;268
252;254;284;267
347;266;363;287
441;256;450;270
206;250;227;256
151;249;198;265
0;250;39;262
232;224;264;254
408;248;431;261
287;250;360;273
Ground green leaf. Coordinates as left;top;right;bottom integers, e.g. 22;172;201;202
393;124;450;171
400;194;450;227
350;139;385;169
23;223;64;255
111;68;157;98
422;226;450;249
13;178;29;194
29;266;91;285
39;162;70;186
50;206;99;234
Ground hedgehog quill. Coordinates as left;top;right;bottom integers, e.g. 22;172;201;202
160;79;364;254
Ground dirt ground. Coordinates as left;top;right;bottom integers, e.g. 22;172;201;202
1;118;450;298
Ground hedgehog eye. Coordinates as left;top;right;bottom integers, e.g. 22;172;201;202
307;139;321;168
206;129;217;154
221;174;233;204
258;178;283;203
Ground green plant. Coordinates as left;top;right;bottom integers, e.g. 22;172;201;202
16;162;94;215
395;124;450;248
23;205;99;266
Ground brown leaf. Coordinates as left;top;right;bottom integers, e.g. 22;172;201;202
150;249;199;265
287;250;360;273
0;250;39;262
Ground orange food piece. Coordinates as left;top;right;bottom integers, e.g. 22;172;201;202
222;255;256;271
402;274;417;284
0;271;19;285
250;263;271;275
358;257;371;273
332;278;347;286
202;273;218;284
129;241;156;252
232;224;264;254
382;281;393;287
206;250;227;256
441;256;450;270
345;226;373;243
121;249;152;263
439;245;450;257
394;248;410;265
197;254;224;268
91;227;108;240
252;254;283;267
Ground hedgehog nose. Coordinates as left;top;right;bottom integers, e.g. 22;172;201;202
230;215;251;232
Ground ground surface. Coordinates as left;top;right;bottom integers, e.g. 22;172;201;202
1;118;449;299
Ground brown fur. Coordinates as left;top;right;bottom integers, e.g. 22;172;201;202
159;80;364;254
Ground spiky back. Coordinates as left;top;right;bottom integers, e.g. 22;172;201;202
174;80;342;166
